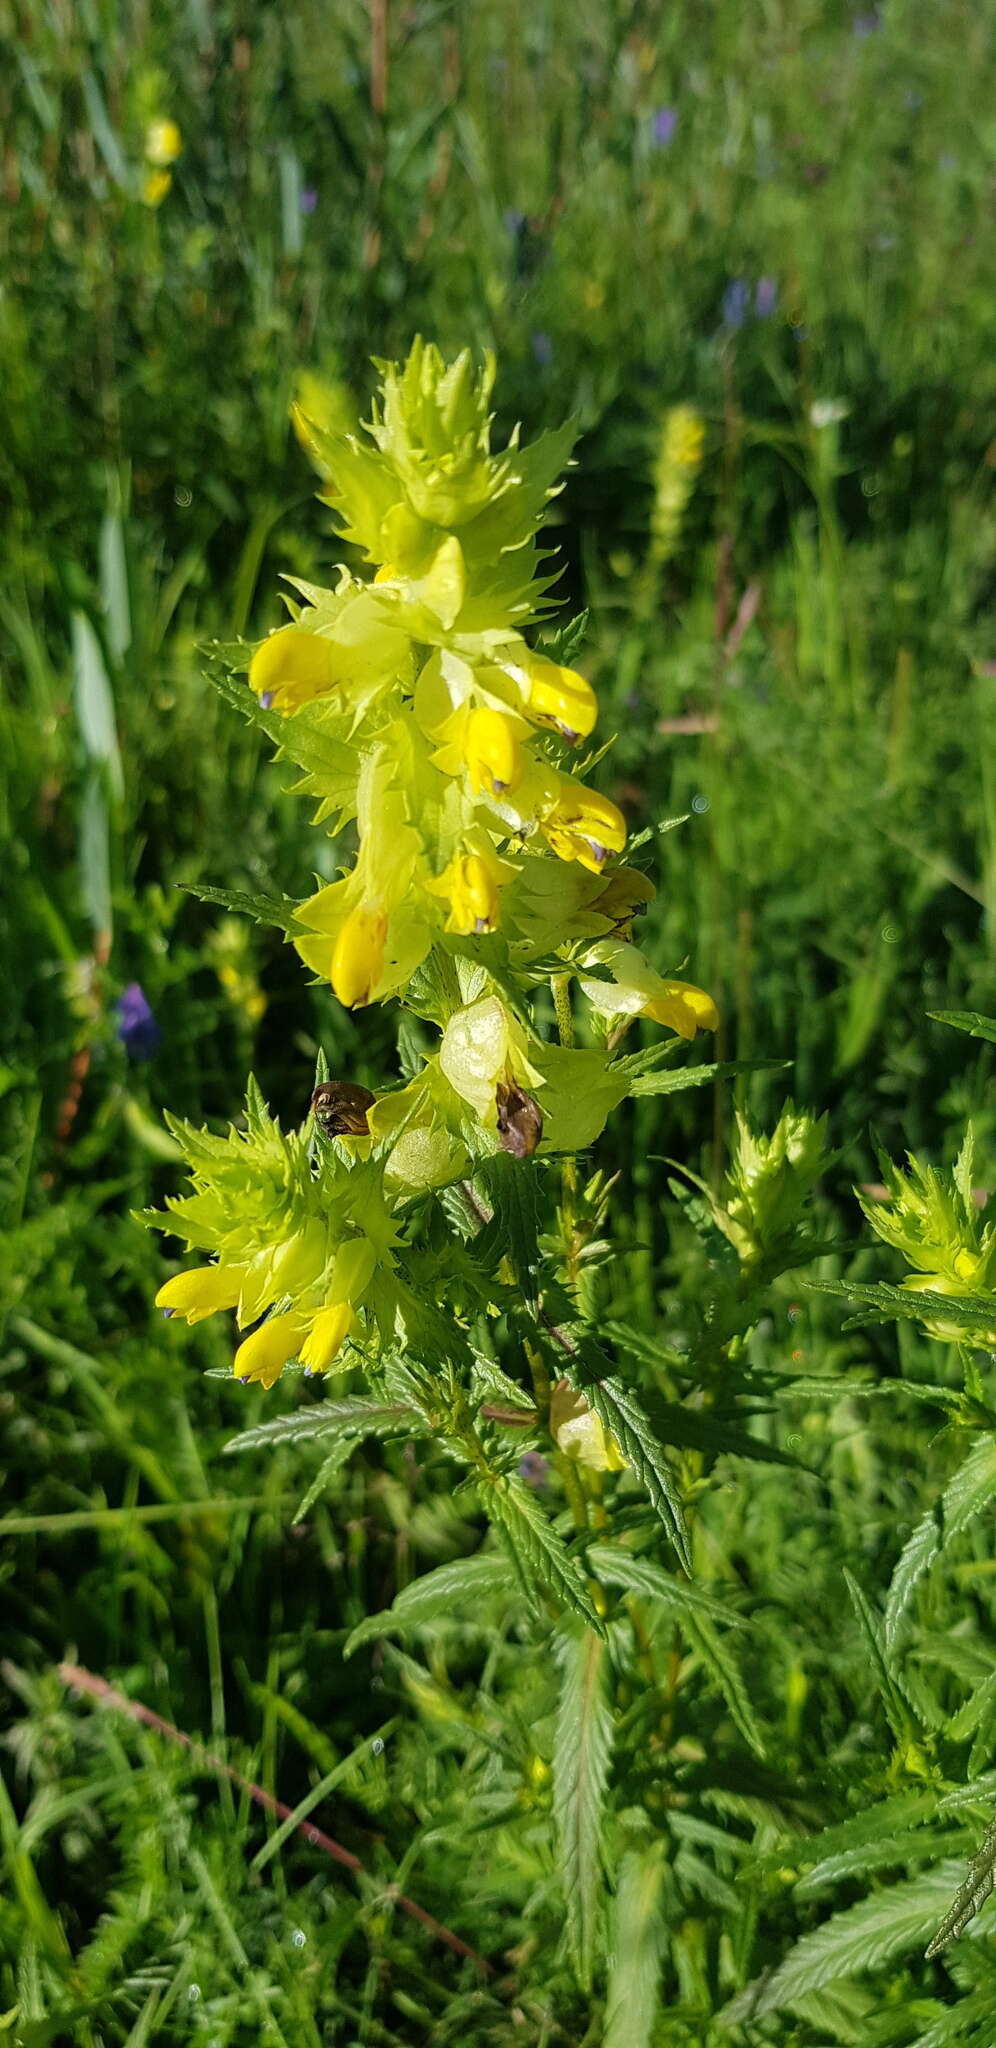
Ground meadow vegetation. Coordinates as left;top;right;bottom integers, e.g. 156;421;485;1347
2;2;996;2042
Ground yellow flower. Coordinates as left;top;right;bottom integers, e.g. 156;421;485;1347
233;1312;306;1389
542;780;627;872
142;169;173;208
331;905;388;1008
523;658;598;742
299;1302;355;1373
426;833;514;936
156;1265;245;1324
579;942;717;1039
145;118;183;167
643;980;719;1040
550;1384;626;1471
463;706;523;795
249;624;342;712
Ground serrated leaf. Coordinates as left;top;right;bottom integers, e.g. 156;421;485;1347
844;1568;914;1742
588;1543;745;1627
223;1398;420;1456
926;1821;996;1954
884;1510;941;1654
553;1628;616;1988
179;880;299;932
681;1609;767;1757
928;1010;996;1046
627;1057;783;1098
885;1437;996;1653
641;1389;812;1471
292;1438;354;1523
722;1864;969;2022
485;1472;602;1631
604;1843;667;2048
807;1277;996;1337
582;1378;690;1569
343;1552;518;1657
476;1154;542;1311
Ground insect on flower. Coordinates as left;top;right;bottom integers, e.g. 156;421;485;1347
311;1080;376;1138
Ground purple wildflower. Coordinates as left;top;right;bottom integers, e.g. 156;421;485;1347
853;9;881;34
755;276;778;317
117;983;161;1060
518;1451;549;1489
299;188;318;215
722;278;750;331
652;107;678;147
531;331;554;367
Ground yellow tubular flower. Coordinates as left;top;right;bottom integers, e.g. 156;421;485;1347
156;1265;245;1324
233;1313;306;1389
249;624;341;712
643;980;719;1040
463;706;523;796
331;905;388;1008
299;1302;356;1374
429;852;501;935
542;782;627;873
524;659;598;742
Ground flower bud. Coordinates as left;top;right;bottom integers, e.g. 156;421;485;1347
331;906;388;1008
464;706;523;796
155;1265;244;1325
542;782;627;872
525;659;598;742
550;1383;626;1470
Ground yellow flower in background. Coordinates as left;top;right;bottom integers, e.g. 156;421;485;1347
142;169;173;208
145;118;183;167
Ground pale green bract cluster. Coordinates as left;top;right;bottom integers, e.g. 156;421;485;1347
149;343;718;1389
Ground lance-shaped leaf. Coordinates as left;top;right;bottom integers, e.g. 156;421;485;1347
553;1627;616;1988
926;1818;996;1955
485;1472;602;1632
604;1843;667;2048
344;1552;518;1657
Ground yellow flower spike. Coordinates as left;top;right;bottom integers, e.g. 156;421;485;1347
643;980;719;1040
233;1313;306;1390
524;658;598;742
249;624;341;712
299;1302;356;1374
145;118;183;167
331;905;388;1008
156;1265;245;1325
463;706;523;796
542;781;627;873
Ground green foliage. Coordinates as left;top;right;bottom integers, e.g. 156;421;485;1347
4;3;996;2040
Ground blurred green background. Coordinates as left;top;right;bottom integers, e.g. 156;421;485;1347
2;1;996;2039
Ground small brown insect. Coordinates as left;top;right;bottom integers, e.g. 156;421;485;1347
495;1080;544;1160
310;1080;376;1138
